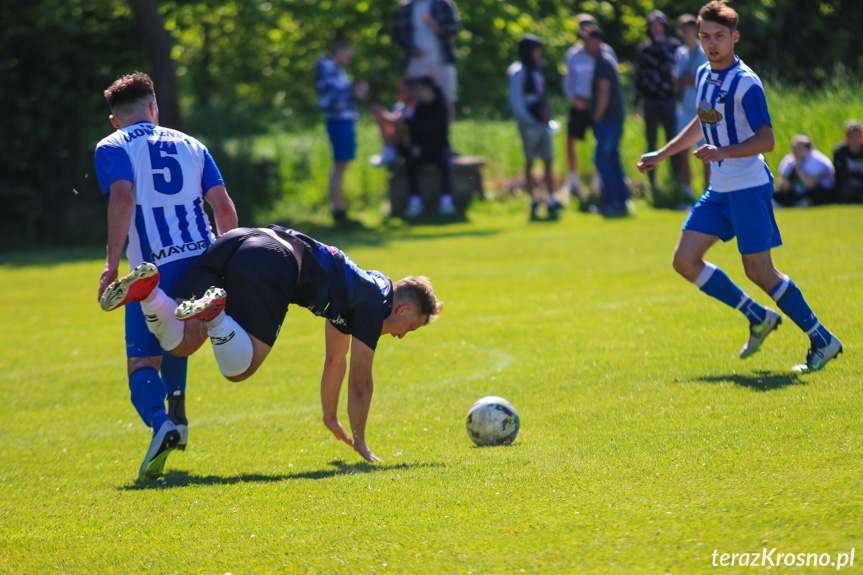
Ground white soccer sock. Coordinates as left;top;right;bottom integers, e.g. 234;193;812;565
140;288;185;351
205;313;253;378
693;262;717;288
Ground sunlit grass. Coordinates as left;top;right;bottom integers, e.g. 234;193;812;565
1;201;860;573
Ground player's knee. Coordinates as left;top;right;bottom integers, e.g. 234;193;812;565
743;263;760;284
672;253;695;280
127;357;159;378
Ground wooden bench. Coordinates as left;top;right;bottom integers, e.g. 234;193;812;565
388;155;486;217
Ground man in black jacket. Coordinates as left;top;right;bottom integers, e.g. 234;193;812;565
404;76;456;218
834;119;863;203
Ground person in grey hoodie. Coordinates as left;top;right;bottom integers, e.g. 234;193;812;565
508;35;561;220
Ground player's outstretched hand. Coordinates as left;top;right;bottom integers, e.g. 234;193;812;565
636;151;662;174
353;440;382;463
98;262;119;302
323;416;354;446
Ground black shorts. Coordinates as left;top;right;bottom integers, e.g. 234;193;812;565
567;106;592;140
177;228;299;347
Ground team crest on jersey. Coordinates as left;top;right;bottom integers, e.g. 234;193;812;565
697;100;723;124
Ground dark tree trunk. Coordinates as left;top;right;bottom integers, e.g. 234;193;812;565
128;0;182;130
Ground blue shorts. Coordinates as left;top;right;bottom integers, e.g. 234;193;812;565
682;181;782;255
125;257;195;358
326;119;356;163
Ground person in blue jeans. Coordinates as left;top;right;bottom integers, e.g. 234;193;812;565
583;27;630;216
315;41;369;223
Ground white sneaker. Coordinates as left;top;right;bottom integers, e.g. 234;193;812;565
405;195;424;219
138;420;181;480
438;194;456;216
791;335;843;373
740;309;782;359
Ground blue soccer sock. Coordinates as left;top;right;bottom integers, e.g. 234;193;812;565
770;276;832;347
129;368;169;430
694;262;767;324
160;352;187;397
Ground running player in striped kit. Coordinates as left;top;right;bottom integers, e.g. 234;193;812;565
95;72;238;479
637;1;842;373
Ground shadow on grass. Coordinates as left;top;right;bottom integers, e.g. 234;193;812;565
120;459;443;490
275;214;500;250
0;221;501;267
695;370;804;391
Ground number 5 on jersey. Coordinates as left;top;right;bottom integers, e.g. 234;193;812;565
148;140;184;195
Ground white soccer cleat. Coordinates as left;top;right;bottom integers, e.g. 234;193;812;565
100;262;159;312
791;335;843;373
740;309;782;359
138;420;181;480
438;194;456;216
175;287;227;323
405;195;424;219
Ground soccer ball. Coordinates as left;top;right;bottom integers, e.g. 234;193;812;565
465;396;520;446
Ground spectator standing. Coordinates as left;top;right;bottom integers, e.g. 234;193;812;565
633;10;681;192
315;41;369;224
584;27;630;216
775;134;835;207
674;14;710;200
563;14;618;197
508;35;561;220
833;119;863;203
404;76;457;218
392;0;462;125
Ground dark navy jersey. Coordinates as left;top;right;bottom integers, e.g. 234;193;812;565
269;226;394;351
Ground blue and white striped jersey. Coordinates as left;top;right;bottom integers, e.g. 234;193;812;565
94;121;224;267
695;57;773;192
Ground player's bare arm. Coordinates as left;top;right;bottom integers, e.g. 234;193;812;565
346;338;382;462
637;116;704;173
98;179;135;301
204;184;238;235
321;321;353;446
693;124;774;163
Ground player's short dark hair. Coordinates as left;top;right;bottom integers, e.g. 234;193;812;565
394;276;443;325
104;72;155;110
697;1;738;33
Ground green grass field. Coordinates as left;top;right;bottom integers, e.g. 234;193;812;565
1;201;861;573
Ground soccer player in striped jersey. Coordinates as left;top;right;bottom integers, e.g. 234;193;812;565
637;1;842;373
95;72;238;479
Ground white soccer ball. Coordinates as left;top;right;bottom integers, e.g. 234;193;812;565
465;396;520;446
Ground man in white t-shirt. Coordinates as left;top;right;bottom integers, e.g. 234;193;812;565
774;134;836;207
563;14;618;197
392;0;462;124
